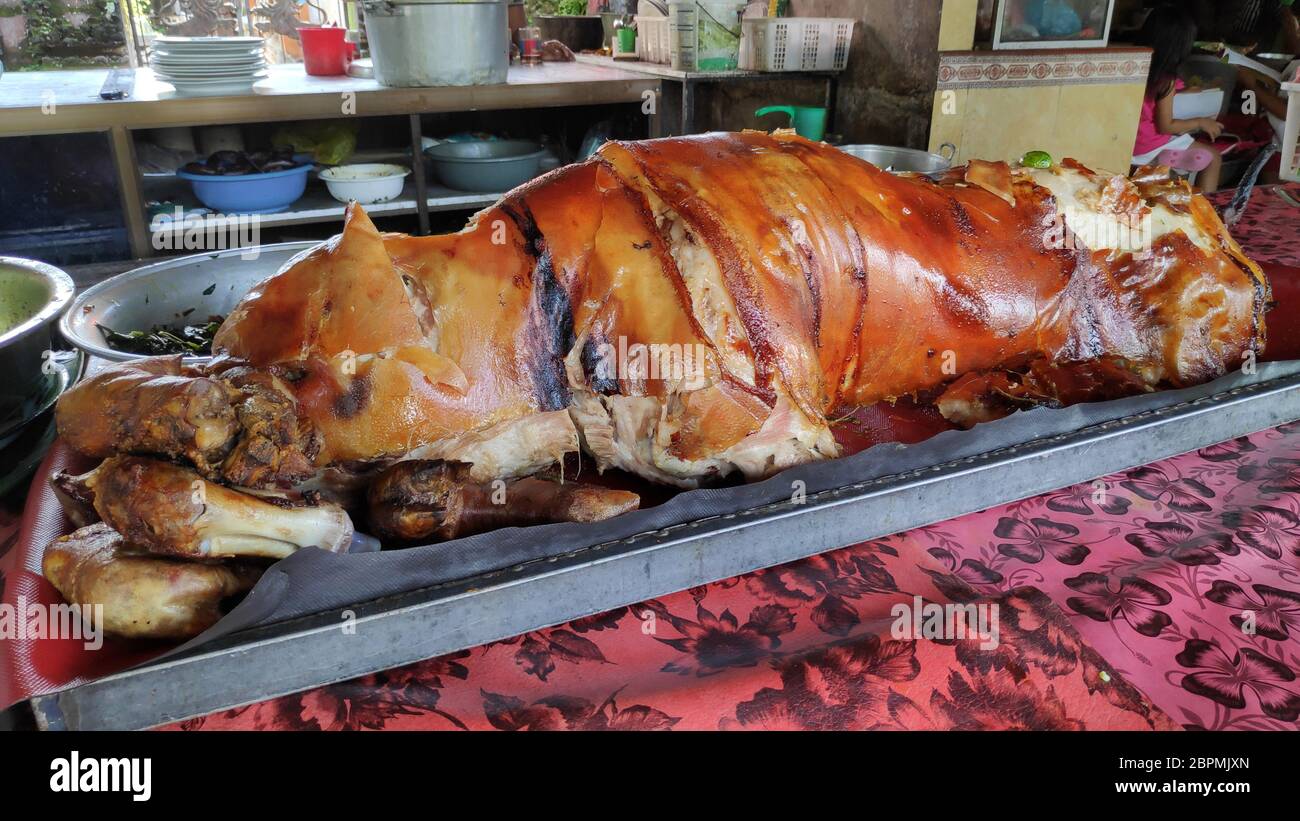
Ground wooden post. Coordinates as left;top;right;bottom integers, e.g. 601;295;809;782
109;125;151;259
409;114;431;235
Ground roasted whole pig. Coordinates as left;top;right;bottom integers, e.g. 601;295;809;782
45;131;1269;637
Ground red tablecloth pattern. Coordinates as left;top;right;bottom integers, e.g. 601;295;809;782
898;425;1300;730
168;424;1300;731
170;540;1175;731
1208;183;1300;270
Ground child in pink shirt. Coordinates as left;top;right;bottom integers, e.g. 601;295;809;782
1133;5;1224;192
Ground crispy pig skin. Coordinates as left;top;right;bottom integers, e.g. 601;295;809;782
83;133;1266;488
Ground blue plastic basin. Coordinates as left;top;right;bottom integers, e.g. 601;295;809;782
176;164;312;214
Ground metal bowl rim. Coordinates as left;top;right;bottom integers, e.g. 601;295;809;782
839;144;950;160
318;163;412;181
58;240;320;363
837;144;952;174
424;140;546;163
176;164;314;183
0;256;75;351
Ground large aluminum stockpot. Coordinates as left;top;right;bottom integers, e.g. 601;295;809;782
361;0;509;87
839;142;956;175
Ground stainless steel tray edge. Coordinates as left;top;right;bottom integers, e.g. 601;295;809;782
31;370;1300;730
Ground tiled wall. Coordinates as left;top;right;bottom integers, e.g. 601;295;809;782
928;48;1151;173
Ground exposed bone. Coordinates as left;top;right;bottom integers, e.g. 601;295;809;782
367;460;640;542
90;455;353;560
43;522;262;639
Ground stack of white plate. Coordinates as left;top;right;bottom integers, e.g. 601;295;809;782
149;36;268;96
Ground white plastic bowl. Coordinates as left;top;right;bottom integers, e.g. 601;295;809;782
318;163;410;204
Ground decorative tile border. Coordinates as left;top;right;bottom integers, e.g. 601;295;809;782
938;49;1151;90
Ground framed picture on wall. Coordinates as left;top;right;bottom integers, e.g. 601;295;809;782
992;0;1116;50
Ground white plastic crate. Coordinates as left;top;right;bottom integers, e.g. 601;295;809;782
1281;80;1300;183
636;15;672;64
740;17;855;72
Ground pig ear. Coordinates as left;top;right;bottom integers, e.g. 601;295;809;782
964;159;1016;206
342;200;380;238
218;201;428;364
313;203;427;356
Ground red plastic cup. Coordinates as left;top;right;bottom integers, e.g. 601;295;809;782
298;25;356;76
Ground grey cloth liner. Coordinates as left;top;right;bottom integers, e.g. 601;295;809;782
165;360;1300;657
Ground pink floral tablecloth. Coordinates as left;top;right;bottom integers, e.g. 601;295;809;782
908;426;1300;730
168;425;1300;731
1207;183;1300;269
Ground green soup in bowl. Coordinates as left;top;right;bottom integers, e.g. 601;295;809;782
0;257;75;426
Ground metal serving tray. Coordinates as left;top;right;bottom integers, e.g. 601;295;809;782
30;364;1300;730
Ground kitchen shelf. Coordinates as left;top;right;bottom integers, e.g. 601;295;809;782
572;54;838;136
0;63;660;258
145;177;502;232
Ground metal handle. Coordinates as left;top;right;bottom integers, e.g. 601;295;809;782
938;142;957;161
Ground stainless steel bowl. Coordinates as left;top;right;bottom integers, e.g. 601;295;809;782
424;139;546;192
839;143;956;176
59;241;318;364
0;256;75;422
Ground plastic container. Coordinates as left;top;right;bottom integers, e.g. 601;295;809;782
297;25;357;76
617;25;637;54
319;163;410;204
668;1;745;71
740;17;855;72
636;15;672;63
1281;79;1300;183
176;164;312;214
